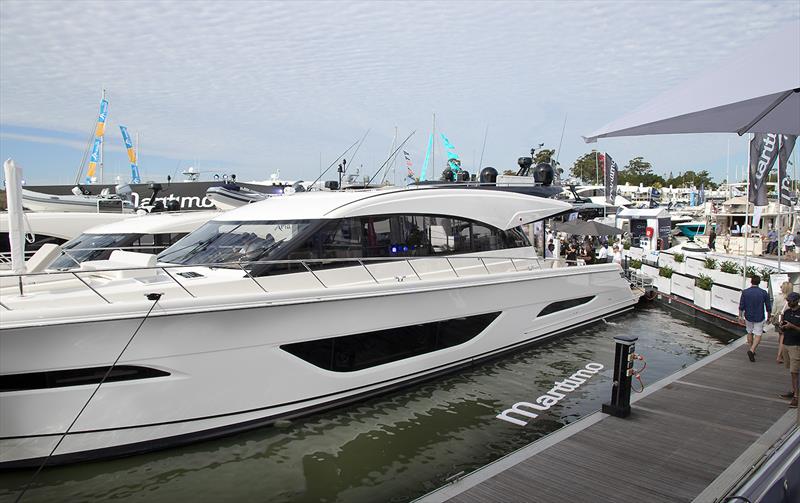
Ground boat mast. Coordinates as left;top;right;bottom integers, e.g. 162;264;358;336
477;124;489;174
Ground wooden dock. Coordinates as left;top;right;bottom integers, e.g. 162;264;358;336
417;336;799;503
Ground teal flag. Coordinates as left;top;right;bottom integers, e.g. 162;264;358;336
420;133;433;181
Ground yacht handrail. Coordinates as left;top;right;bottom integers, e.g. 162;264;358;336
3;255;548;279
0;255;584;309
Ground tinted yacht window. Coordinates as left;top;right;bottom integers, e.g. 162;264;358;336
158;220;316;266
161;215;531;275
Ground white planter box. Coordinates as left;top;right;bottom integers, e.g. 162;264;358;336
655;275;672;295
712;284;740;316
712;270;744;289
672;274;695;300
629;247;644;259
641;264;659;278
694;287;712;310
685;258;705;277
672;261;686;275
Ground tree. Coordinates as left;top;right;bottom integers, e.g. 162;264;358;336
533;149;555;165
502;169;516;176
571;151;599;182
619;157;661;186
665;169;718;189
623;157;653;177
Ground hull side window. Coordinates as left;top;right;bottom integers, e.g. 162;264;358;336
538;296;596;317
281;312;501;372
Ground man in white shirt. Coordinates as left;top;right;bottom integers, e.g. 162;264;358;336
597;243;609;262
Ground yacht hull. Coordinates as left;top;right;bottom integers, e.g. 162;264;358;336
0;265;635;468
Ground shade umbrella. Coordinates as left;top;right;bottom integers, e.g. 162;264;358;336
554;220;621;236
583;23;800;142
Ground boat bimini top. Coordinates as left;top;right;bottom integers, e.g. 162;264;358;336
211;187;572;230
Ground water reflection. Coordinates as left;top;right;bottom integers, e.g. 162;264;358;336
0;305;735;503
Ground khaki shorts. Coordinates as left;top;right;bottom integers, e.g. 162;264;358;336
782;345;800;373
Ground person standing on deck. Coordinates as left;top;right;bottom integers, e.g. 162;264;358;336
778;291;800;408
708;228;717;251
739;276;772;362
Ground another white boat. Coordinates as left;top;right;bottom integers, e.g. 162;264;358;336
45;210;219;270
21;186;135;213
0;187;637;467
206;184;276;210
0;211;137;267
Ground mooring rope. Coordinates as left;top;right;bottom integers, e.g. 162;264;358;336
15;293;163;503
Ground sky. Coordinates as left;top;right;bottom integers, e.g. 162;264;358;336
1;0;798;186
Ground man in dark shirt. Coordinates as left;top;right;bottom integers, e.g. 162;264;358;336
739;276;772;362
779;291;800;408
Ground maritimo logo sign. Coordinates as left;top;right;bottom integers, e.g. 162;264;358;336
496;362;604;426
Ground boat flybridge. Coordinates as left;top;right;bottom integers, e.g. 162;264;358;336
0;187;637;468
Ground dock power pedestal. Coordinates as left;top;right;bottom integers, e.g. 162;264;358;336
602;336;638;418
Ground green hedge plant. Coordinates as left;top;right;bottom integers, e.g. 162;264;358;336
719;260;740;274
696;274;713;291
659;266;674;278
629;259;642;269
674;253;685;263
758;266;776;283
703;257;717;270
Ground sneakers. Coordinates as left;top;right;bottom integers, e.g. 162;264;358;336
779;392;795;400
790;399;798;409
747;350;755;362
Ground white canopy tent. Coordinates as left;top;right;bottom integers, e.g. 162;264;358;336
583;23;800;142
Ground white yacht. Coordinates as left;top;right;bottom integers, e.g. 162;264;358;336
0;187;637;467
0;211;137;267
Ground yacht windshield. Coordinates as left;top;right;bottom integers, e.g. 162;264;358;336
158;220;314;266
50;233;144;269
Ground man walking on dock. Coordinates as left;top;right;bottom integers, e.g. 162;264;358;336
778;291;800;408
739;276;772;362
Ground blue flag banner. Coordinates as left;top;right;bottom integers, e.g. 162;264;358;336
440;133;456;151
119;125;140;183
420;134;433;181
86;137;102;183
440;133;461;171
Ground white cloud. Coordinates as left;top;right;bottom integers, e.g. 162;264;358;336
1;0;797;182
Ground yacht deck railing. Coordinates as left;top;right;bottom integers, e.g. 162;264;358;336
0;255;570;310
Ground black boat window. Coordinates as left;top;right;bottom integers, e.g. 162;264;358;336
159;215;531;277
281;312;501;372
0;365;170;392
538;296;595;317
